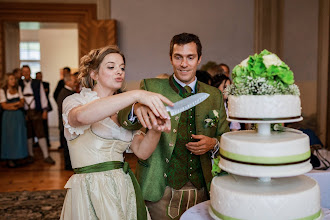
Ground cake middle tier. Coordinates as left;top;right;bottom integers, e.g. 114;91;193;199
219;130;312;177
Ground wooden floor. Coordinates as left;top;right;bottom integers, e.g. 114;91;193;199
0;138;138;192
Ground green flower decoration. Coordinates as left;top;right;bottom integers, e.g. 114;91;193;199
227;49;299;96
211;156;228;177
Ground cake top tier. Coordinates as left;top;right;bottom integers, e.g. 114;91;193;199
225;50;300;96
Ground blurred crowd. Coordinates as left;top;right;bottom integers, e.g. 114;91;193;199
0;66;79;169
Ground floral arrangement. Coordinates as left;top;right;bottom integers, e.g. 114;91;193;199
211;156;228;177
225;49;300;96
204;110;220;128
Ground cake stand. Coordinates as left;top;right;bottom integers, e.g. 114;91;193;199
209;117;323;219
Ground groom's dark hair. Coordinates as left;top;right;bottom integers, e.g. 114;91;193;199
169;33;202;59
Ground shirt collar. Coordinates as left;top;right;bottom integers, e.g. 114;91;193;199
173;74;197;93
64;85;74;91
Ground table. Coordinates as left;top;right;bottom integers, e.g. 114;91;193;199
181;201;330;220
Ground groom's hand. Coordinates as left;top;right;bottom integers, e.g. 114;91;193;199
186;134;216;155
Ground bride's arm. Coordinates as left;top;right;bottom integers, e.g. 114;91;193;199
68;90;173;127
130;118;170;160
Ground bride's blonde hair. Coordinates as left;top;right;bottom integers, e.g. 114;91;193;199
79;45;125;89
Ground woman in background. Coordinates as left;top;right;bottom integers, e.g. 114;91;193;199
212;73;241;131
0;73;28;167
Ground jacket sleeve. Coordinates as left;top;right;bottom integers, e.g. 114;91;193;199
117;80;147;130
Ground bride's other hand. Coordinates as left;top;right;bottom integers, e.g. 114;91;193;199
134;90;173;120
152;117;171;133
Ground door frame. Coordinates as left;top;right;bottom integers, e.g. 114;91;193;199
0;2;115;78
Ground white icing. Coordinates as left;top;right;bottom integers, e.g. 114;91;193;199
210;175;321;220
220;130;310;157
228;95;301;119
219;158;312;178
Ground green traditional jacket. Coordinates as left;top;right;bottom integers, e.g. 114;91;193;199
118;76;229;202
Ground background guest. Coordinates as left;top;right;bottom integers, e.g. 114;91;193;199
212;73;241;131
56;72;78;170
0;73;28;167
19;65;55;164
36;71;52;147
196;70;213;85
13;68;22;83
219;63;230;78
53;67;71;102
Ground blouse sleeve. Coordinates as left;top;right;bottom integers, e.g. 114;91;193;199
0;89;5;103
126;128;146;153
62;88;99;136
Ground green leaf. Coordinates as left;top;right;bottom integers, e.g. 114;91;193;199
212;156;222;177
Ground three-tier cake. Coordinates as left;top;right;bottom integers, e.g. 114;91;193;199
209;50;322;220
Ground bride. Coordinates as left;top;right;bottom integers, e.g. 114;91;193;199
60;45;173;220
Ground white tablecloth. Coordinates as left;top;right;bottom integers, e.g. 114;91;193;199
181;200;330;220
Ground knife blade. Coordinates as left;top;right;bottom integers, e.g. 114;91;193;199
165;93;210;116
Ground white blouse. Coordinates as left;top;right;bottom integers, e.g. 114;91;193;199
62;88;137;142
0;87;23;103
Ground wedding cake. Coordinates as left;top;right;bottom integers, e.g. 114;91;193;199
209;50;322;220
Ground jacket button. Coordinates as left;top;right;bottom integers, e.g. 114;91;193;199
175;116;179;121
173;129;177;133
165;158;169;163
123;121;128;126
164;173;167;178
169;143;174;147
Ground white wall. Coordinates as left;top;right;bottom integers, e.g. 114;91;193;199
39;28;79;127
111;0;254;85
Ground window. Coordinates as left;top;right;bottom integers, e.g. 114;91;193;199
20;41;40;78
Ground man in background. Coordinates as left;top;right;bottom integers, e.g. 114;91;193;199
56;72;78;170
20;65;55;164
53;67;71;101
36;71;52;147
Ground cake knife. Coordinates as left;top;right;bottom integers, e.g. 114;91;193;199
166;93;210;116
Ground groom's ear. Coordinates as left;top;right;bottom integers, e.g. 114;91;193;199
197;55;202;65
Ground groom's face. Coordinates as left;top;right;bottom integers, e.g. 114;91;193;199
170;42;201;84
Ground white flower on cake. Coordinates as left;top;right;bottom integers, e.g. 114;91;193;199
240;57;249;67
262;54;282;68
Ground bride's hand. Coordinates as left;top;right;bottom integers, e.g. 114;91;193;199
151;117;171;133
135;90;173;120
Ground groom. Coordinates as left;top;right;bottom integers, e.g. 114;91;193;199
119;33;229;219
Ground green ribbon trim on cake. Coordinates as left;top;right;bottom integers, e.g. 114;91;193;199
74;161;147;220
210;205;240;220
220;148;311;164
210;206;322;220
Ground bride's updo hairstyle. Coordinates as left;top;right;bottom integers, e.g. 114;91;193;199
79;45;125;89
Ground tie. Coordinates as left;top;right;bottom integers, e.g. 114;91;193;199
184;86;192;95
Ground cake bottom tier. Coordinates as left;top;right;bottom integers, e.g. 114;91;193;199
209;175;322;220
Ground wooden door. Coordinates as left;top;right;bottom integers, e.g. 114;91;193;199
0;3;117;78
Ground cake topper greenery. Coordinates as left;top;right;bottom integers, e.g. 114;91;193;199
225;49;300;96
